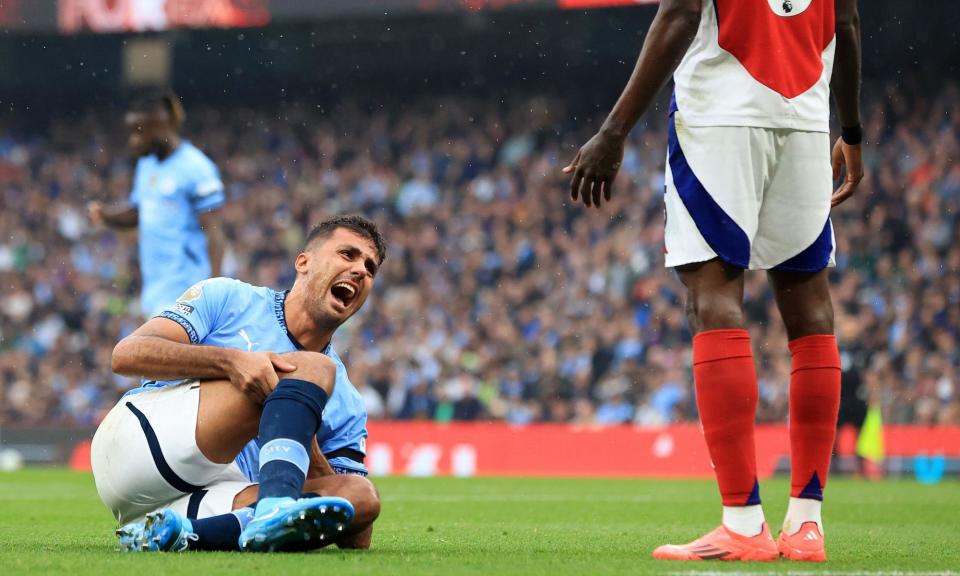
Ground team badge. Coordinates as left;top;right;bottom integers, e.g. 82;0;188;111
177;283;204;303
766;0;811;16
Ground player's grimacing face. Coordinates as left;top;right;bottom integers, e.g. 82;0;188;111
298;228;380;325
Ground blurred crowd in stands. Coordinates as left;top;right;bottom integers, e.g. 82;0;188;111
1;80;957;428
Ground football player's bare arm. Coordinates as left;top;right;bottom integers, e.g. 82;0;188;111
232;474;381;550
112;316;296;403
87;201;138;228
829;0;863;207
595;0;702;139
198;209;225;278
564;0;702;207
831;0;860;130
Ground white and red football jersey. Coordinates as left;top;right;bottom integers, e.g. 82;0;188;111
673;0;836;132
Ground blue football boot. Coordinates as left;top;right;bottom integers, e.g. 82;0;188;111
239;496;354;552
116;509;196;552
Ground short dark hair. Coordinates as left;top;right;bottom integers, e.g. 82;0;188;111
128;88;185;128
304;215;387;264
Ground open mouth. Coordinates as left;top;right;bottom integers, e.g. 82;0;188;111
330;281;358;309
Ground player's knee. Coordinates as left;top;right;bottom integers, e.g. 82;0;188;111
279;351;336;395
688;291;744;332
782;303;834;339
351;477;381;525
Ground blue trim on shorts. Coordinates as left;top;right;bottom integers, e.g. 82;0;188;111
774;219;833;273
125;402;204;493
187;490;208;519
668;114;751;268
328;456;369;477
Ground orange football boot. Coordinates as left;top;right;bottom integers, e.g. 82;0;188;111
652;523;779;561
777;521;827;562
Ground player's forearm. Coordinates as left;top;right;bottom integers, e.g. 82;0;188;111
199;210;224;277
600;1;701;139
830;0;861;128
207;228;225;277
112;335;238;380
102;204;139;228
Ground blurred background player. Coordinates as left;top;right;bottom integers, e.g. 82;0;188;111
88;90;226;317
565;0;862;562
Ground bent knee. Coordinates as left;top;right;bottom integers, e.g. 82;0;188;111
349;476;381;524
280;351;337;393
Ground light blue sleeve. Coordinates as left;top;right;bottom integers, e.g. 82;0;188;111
186;153;225;213
155;277;232;344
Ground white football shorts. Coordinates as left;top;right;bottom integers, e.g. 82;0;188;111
91;382;254;524
663;110;835;271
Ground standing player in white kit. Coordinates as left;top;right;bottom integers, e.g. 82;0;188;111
565;0;863;562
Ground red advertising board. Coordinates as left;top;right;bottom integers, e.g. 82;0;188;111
67;422;960;477
58;0;270;33
559;0;658;7
365;422;960;477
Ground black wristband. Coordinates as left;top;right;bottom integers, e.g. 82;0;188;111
841;125;863;145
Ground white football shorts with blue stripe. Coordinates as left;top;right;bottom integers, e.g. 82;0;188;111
663;111;835;272
91;382;254;524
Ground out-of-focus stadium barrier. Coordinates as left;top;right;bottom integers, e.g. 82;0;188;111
2;424;958;481
363;423;960;479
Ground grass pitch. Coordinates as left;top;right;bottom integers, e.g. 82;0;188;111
0;469;957;575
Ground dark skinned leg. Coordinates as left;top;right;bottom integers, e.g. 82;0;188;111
767;268;834;338
677;258;746;333
678;258;764;518
768;267;841;521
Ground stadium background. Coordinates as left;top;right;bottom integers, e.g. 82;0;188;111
0;0;958;481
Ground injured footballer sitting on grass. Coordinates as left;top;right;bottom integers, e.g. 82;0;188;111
91;215;385;552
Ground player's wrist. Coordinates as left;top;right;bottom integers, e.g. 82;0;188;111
841;124;863;146
219;347;243;378
598;120;629;142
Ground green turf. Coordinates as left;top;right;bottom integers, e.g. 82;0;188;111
0;469;957;575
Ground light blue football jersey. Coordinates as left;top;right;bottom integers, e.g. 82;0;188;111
130;141;225;316
127;277;368;477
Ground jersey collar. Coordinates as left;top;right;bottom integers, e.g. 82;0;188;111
274;289;332;354
274;290;305;351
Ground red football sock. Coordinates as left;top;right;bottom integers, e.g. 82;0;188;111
788;334;841;500
693;329;760;506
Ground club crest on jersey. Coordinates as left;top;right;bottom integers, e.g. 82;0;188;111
766;0;811;16
177;283;204;303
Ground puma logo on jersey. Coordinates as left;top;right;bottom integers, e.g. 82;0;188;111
239;329;257;351
766;0;811;16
